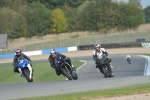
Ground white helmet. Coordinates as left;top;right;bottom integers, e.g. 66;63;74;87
94;43;101;52
50;49;56;57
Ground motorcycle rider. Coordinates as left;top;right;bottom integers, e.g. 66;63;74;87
93;43;113;77
12;48;33;73
126;55;131;64
48;49;75;76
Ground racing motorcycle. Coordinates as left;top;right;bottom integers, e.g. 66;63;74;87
96;54;113;78
126;56;131;64
17;56;33;82
54;55;78;80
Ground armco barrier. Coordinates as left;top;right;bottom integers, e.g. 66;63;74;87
78;42;142;50
0;46;78;59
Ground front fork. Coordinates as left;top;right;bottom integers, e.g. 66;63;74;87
27;64;33;79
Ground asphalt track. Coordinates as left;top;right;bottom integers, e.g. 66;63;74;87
1;54;150;100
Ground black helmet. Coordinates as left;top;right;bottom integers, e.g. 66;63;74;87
15;48;22;56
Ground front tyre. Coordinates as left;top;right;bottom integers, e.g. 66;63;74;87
72;71;78;80
101;66;109;78
22;68;33;82
62;68;72;80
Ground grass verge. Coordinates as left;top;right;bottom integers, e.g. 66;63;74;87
0;60;84;84
16;83;150;100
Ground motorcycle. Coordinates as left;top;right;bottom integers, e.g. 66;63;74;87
127;57;131;64
96;54;113;78
17;56;33;82
54;55;78;80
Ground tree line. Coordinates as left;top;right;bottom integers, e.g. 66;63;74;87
0;0;149;39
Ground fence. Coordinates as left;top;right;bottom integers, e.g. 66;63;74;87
0;31;150;54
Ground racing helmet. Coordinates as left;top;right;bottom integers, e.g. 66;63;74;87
50;49;56;57
15;48;21;56
94;43;101;52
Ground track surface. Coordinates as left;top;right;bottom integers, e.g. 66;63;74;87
1;54;150;100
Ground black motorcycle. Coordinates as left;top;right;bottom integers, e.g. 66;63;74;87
96;54;113;78
54;55;78;80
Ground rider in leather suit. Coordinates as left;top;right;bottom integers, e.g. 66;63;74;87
48;49;75;76
93;43;113;77
12;48;33;73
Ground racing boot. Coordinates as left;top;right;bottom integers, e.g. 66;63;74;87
110;73;114;77
110;63;113;68
109;68;114;77
13;67;19;73
96;64;99;68
55;68;61;76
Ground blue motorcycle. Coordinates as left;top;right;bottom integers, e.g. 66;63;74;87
17;56;33;82
55;55;78;80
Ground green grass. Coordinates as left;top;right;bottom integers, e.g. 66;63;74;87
1;32;150;54
16;83;150;100
0;60;84;84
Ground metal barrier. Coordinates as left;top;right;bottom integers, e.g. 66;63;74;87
78;42;142;50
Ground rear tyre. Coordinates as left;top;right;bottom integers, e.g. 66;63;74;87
62;68;72;80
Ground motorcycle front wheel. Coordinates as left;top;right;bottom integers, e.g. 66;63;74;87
72;71;78;80
101;65;109;78
22;68;33;82
62;68;72;80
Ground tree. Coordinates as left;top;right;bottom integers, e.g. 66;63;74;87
51;8;68;33
143;6;150;23
0;0;28;11
76;0;97;31
77;0;119;33
118;2;145;29
10;15;27;39
0;7;26;38
96;0;119;33
27;0;86;9
62;5;77;32
26;1;52;37
129;0;142;7
0;0;6;8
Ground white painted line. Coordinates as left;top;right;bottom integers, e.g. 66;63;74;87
139;55;150;76
76;60;87;71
